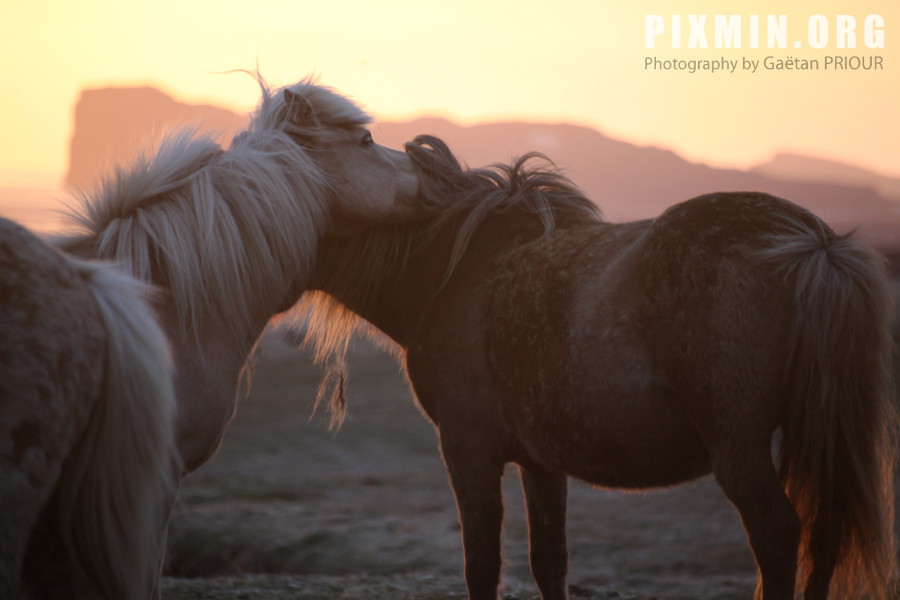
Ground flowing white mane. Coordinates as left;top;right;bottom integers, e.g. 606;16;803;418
56;77;370;342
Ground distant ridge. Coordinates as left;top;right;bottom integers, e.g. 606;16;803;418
752;152;900;203
67;87;900;252
373;118;900;250
67;87;246;192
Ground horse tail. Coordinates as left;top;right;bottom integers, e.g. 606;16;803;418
56;261;178;599
761;217;898;599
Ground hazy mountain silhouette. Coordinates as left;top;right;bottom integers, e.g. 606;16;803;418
752;152;900;203
67;87;246;192
67;87;900;251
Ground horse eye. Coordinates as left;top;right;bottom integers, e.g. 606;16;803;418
361;131;374;147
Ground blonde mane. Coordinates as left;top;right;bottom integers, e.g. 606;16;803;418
56;76;371;343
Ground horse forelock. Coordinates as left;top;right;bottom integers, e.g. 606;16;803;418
58;125;329;345
407;134;603;281
249;74;371;141
416;135;598;209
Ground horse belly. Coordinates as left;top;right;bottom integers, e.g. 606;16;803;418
568;390;709;489
485;227;710;489
491;297;711;489
508;366;711;490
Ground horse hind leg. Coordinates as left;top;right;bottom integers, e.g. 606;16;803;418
519;463;569;600
0;458;62;598
710;436;801;600
0;341;96;596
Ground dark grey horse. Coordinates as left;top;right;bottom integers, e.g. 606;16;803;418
301;136;897;600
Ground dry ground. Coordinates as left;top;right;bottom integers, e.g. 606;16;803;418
161;332;766;599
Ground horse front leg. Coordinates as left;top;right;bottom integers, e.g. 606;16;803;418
441;435;506;600
519;464;569;600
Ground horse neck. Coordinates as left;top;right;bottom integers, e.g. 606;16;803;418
57;129;327;473
310;212;539;348
372;237;453;344
309;226;455;347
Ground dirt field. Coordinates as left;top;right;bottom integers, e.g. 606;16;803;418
161;332;764;599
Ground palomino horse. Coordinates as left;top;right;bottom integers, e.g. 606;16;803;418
298;136;897;600
53;76;419;596
1;217;177;599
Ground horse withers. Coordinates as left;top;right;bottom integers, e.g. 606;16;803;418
1;217;177;599
299;135;897;600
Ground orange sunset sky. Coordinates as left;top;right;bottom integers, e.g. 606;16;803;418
0;0;898;195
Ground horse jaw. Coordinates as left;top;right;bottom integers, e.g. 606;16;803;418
320;134;422;237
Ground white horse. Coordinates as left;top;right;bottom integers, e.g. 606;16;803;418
50;76;420;596
1;217;177;599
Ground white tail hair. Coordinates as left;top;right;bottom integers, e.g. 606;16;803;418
758;216;897;599
55;259;178;599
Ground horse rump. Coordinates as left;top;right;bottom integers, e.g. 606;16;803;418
28;259;179;600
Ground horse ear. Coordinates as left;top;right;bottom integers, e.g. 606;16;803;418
283;89;320;128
